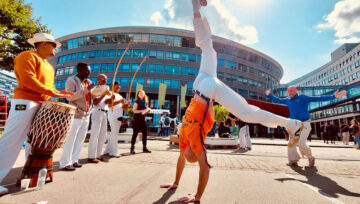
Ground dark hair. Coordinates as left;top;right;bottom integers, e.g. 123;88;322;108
77;63;89;71
114;81;120;86
34;42;41;49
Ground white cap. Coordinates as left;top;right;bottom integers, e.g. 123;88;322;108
27;33;61;48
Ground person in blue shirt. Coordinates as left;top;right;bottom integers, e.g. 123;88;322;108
266;86;347;167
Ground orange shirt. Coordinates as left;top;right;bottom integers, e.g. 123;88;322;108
13;51;60;103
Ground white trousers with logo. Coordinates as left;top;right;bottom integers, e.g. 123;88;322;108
192;16;298;132
104;118;121;156
0;99;40;183
288;121;313;162
59;116;90;168
88;110;107;159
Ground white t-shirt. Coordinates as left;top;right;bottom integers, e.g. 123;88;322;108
108;93;124;120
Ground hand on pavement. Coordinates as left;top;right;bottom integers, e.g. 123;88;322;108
178;193;199;203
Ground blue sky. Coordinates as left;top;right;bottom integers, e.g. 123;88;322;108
25;0;360;83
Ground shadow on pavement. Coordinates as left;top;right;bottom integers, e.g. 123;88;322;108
275;166;360;198
1;157;99;195
153;189;176;204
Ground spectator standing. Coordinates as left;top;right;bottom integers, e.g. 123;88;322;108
340;121;350;145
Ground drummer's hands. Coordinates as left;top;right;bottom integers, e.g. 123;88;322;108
126;100;131;105
87;83;95;91
53;90;74;98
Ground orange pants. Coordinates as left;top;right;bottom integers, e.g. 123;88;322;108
179;99;214;155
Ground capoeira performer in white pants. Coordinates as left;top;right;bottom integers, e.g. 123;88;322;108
88;74;111;163
103;82;130;157
266;87;346;166
239;123;252;150
59;63;94;171
160;1;304;202
191;1;303;141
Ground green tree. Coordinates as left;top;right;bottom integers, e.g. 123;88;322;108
0;0;49;71
214;105;229;123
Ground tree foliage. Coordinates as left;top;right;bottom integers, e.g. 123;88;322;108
214;105;229;123
0;0;49;71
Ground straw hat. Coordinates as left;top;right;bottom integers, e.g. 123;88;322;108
27;33;61;48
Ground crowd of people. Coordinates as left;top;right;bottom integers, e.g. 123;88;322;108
320;119;360;148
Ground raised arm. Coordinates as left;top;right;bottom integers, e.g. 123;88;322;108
265;89;288;105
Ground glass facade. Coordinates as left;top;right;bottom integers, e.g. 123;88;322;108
54;27;284;118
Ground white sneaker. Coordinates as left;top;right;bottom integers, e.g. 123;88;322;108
0;186;8;196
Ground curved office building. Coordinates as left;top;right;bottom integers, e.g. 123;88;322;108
50;26;283;116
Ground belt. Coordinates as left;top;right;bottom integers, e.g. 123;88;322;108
193;90;214;102
97;109;108;113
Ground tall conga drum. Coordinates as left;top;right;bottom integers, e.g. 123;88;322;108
18;101;76;187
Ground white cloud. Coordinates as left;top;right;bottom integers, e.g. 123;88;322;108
317;0;360;44
150;11;163;26
149;0;259;45
334;36;360;44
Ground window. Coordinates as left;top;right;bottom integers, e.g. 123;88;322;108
120;63;130;72
133;78;145;85
148;79;162;88
131;63;146;72
164;65;179;74
187;81;194;90
102;50;116;58
165;51;181;60
119;78;128;87
149;50;164;59
118;49;132;57
148;64;163;73
89;50;101;58
90;64;100;72
181;67;195;75
101;64;115;72
218;59;225;67
133;49;148;58
182;53;196;62
225;60;237;68
164;79;179;89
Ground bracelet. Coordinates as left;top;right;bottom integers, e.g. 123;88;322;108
173;181;179;185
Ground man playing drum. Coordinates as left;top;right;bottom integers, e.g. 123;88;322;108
0;33;73;195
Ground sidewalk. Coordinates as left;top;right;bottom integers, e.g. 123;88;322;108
149;135;354;148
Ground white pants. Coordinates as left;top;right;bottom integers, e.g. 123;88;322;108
288;121;313;162
104;118;121;156
239;125;252;148
0;99;40;183
88;110;107;159
59;116;90;168
192;16;298;133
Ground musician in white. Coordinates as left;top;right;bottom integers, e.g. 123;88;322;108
59;63;94;171
88;74;111;163
103;82;130;157
0;33;72;196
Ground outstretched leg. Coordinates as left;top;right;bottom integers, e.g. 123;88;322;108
191;0;302;134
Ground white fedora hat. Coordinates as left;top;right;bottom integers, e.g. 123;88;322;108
27;33;61;48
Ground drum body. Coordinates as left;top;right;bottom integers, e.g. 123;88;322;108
19;101;76;187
